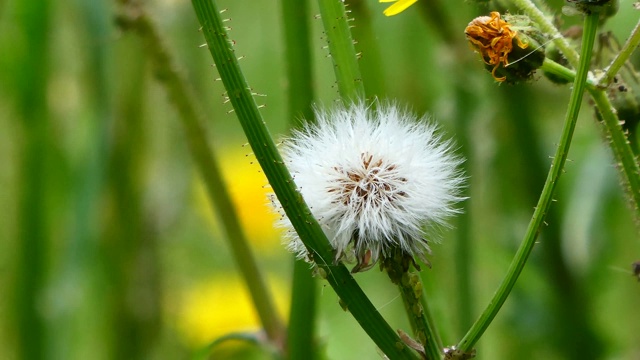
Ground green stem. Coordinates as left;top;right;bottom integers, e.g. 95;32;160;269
117;3;287;348
598;18;640;88
456;11;600;352
384;252;442;360
398;273;441;360
509;0;580;69
317;0;365;100
398;271;443;360
190;0;418;358
420;285;443;354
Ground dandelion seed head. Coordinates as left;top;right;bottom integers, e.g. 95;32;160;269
272;101;465;270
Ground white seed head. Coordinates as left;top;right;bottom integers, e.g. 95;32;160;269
272;101;465;269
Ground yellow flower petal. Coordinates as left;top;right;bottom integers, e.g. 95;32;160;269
383;0;418;16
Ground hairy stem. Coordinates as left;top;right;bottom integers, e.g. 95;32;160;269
457;11;600;352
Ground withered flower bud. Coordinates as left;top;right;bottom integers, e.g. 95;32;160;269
465;12;546;83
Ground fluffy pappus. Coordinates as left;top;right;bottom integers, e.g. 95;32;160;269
271;101;465;271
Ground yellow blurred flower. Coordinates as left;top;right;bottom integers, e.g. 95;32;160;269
379;0;418;16
176;275;289;348
194;148;282;251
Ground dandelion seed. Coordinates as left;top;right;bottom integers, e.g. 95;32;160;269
271;101;465;272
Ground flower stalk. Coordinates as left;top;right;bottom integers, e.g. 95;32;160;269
513;0;640;216
456;10;601;352
382;250;442;360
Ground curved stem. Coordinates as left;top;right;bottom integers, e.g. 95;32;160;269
456;11;600;352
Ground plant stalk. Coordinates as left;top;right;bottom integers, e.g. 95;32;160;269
456;11;600;352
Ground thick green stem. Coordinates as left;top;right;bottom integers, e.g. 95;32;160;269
317;0;365;100
190;0;417;358
457;11;600;352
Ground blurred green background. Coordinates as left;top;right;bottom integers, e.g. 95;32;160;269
1;0;639;359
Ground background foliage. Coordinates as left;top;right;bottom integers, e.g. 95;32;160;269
1;0;639;359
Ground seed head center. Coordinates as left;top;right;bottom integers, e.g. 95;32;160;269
330;153;407;209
